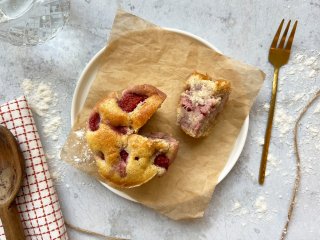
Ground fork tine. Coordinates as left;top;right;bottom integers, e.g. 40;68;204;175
278;20;291;48
270;19;285;48
285;21;298;51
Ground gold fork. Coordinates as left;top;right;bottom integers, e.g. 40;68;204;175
259;19;298;185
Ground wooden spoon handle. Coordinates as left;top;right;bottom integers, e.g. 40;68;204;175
0;201;25;240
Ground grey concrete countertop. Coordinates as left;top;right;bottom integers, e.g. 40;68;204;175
1;0;320;239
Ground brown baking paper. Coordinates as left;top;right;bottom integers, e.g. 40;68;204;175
61;9;265;220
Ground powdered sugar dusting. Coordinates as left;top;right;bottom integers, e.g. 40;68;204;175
292;92;305;102
255;196;267;214
43;115;62;141
0;9;10;23
313;103;320;114
267;154;280;168
228;196;275;221
288;51;320;79
21;79;62;142
21;79;66;183
231;201;241;211
75;129;85;138
21;79;54;117
230;200;249;216
274;107;294;137
256;137;264;146
230;49;319;236
263;103;270;111
72;129;92;164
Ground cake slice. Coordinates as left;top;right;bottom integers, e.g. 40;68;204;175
177;72;231;138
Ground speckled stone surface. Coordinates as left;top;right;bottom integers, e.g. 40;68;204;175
1;1;320;239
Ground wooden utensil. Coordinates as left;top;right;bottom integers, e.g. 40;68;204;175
0;125;25;240
259;19;298;185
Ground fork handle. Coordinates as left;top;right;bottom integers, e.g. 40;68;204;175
259;67;279;185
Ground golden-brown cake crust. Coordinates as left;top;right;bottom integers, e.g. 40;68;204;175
99;85;166;132
191;71;231;94
86;84;179;188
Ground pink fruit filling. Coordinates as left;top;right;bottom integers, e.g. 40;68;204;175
118;93;147;112
154;154;170;170
112;126;128;134
116;150;129;178
181;96;193;112
120;150;129;162
89;112;100;131
114;161;126;178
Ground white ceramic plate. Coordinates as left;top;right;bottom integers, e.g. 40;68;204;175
71;28;249;202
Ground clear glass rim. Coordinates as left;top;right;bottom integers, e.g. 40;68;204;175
0;0;37;21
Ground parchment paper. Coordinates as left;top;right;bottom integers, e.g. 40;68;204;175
61;9;265;220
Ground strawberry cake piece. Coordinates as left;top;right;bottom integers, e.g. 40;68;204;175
86;84;179;188
177;72;231;138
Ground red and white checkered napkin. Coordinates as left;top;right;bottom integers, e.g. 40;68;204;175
0;96;68;240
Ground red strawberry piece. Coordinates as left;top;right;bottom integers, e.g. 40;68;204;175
116;150;129;177
118;93;147;112
88;112;100;131
154;154;170;170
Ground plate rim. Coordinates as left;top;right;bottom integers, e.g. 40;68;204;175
71;27;249;202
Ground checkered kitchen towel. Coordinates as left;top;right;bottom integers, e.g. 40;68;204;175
0;96;68;240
